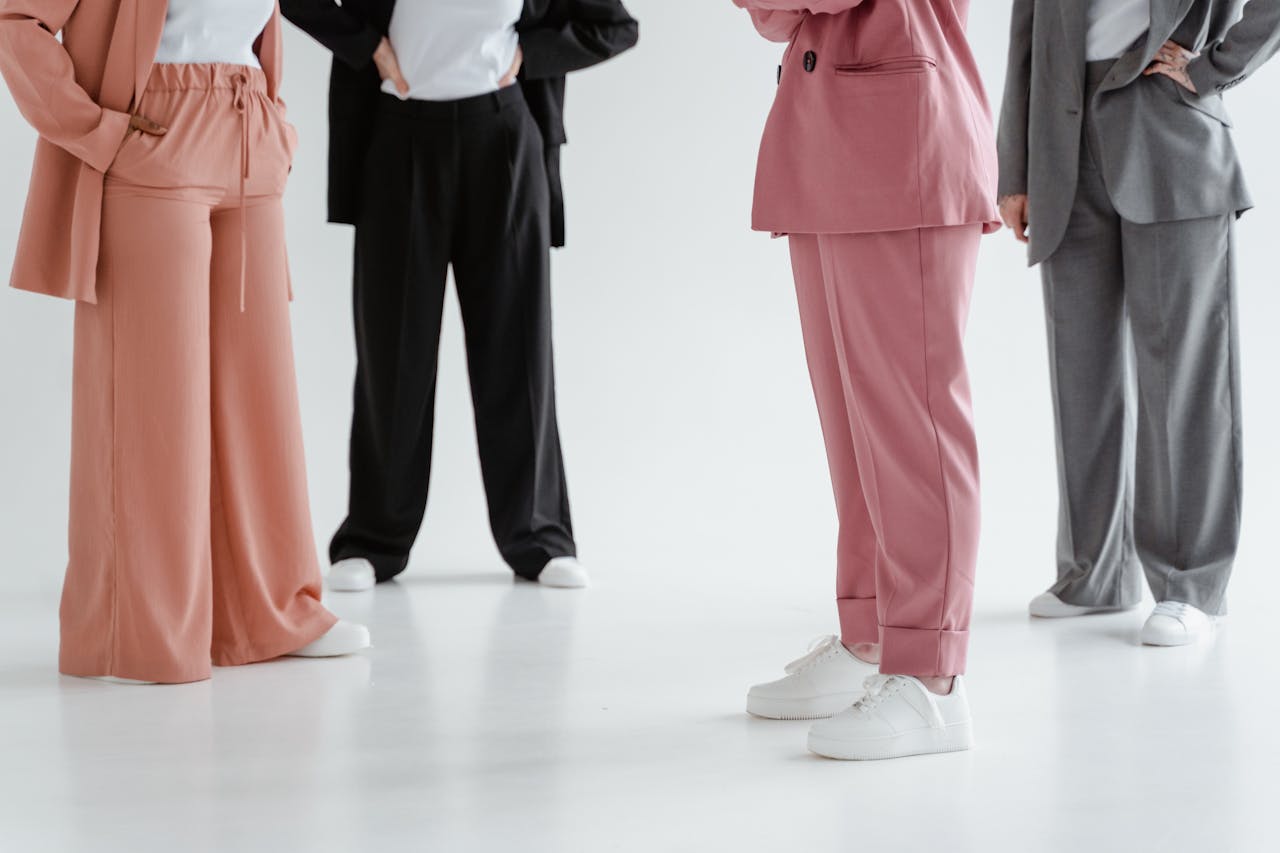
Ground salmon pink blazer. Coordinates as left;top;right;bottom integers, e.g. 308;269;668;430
733;0;999;235
0;0;289;303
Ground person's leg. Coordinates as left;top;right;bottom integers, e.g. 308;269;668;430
329;107;452;583
805;226;981;760
788;234;880;652
450;95;575;581
1037;153;1144;612
60;188;216;685
816;226;982;682
1122;214;1240;620
743;234;881;721
206;196;340;665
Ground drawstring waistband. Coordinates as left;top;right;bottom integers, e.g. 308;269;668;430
232;71;251;313
139;63;268;313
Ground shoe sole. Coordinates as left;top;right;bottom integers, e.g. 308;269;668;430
1141;617;1221;646
807;722;973;761
1029;604;1137;619
287;640;372;658
326;576;376;593
746;692;863;721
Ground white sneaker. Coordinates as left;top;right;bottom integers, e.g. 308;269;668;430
327;558;376;592
287;620;371;658
86;676;156;685
1140;601;1217;646
746;635;876;720
1029;591;1135;618
807;674;973;761
539;557;590;589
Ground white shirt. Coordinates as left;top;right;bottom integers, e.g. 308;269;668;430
1087;0;1152;61
154;0;276;68
384;0;524;101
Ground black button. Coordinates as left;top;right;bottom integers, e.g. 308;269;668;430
803;50;817;73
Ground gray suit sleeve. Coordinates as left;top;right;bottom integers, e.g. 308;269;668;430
1188;0;1280;94
996;0;1033;198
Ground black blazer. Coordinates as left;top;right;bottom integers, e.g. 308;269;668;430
280;0;639;247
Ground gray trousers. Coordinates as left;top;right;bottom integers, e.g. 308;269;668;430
1040;74;1242;615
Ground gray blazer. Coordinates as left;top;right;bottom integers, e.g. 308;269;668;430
997;0;1280;266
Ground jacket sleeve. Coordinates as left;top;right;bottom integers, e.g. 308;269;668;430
1188;0;1280;94
743;10;804;43
0;0;132;173
996;0;1033;198
519;0;640;80
730;0;869;43
280;0;382;70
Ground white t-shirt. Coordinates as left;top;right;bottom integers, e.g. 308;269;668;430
384;0;524;101
1087;0;1152;62
154;0;275;68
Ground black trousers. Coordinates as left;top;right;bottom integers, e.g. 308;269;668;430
332;86;575;582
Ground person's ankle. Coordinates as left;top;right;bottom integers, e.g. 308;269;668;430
918;675;956;696
844;642;881;665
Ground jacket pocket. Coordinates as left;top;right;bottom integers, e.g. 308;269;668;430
834;56;937;77
1176;87;1233;128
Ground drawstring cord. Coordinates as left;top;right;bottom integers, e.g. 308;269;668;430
232;72;251;313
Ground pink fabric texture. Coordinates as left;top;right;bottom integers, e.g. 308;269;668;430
0;0;289;303
58;63;332;685
735;0;1000;235
790;227;981;678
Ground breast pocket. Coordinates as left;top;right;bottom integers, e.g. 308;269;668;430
833;55;937;78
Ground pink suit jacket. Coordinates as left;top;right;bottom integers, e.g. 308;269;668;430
734;0;999;235
0;0;288;303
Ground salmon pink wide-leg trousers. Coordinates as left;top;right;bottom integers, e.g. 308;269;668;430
789;226;982;678
58;64;335;684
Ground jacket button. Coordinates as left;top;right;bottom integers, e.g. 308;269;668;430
803;51;817;73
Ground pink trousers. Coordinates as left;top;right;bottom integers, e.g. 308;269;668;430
59;64;334;684
789;226;982;678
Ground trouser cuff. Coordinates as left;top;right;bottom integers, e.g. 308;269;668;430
879;626;969;678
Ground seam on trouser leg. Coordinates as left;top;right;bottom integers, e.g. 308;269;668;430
913;228;957;677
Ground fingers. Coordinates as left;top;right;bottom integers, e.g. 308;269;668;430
1000;198;1030;244
129;114;167;136
375;38;410;96
384;51;409;96
1014;218;1029;244
499;47;524;88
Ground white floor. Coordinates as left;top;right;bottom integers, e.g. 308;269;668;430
1;555;1274;853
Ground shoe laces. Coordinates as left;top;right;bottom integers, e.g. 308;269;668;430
850;674;904;715
784;635;841;675
1152;601;1194;622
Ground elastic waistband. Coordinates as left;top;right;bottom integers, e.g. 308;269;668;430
145;63;268;94
377;85;523;121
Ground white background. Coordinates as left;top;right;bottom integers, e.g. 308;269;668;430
2;0;1278;616
1;3;1279;850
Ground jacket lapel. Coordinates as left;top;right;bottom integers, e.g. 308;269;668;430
98;0;140;111
1058;0;1087;99
1144;0;1199;55
1098;0;1197;93
134;0;168;101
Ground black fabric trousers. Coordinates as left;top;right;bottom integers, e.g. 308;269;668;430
332;86;575;583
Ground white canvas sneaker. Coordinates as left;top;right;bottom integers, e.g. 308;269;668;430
1140;601;1217;646
327;558;376;592
1028;591;1136;618
746;635;876;720
807;674;973;761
